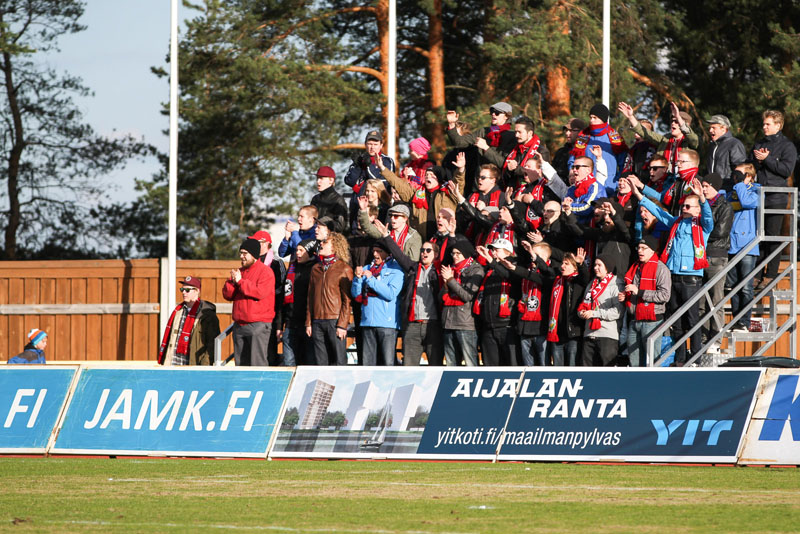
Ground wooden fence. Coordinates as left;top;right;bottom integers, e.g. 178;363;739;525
0;258;798;362
0;259;237;361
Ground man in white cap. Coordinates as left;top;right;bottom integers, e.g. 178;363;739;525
158;276;220;366
474;237;521;366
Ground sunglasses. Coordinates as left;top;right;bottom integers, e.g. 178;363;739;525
571;164;591;170
179;287;196;293
489;109;503;115
478;174;493;180
421;247;434;253
649;165;666;170
682;203;698;209
389;213;406;218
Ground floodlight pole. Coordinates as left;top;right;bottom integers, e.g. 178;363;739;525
167;0;179;318
602;0;610;108
387;0;397;162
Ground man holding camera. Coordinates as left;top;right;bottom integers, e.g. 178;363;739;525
344;130;396;232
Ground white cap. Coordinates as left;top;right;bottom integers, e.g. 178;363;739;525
488;238;514;253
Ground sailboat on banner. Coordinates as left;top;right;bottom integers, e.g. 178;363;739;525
360;388;394;451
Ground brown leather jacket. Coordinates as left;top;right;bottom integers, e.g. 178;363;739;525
306;259;354;330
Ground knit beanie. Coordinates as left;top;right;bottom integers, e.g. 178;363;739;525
298;238;319;256
409;137;431;156
240;238;261;259
27;328;47;346
589;103;610;124
639;234;660;255
595;253;616;274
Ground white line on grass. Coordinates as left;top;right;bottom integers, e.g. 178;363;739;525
44;520;478;534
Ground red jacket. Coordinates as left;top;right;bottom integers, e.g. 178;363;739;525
222;260;275;324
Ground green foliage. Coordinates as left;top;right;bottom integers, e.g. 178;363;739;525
319;410;346;429
0;0;148;259
281;406;299;428
138;0;380;259
660;0;800;143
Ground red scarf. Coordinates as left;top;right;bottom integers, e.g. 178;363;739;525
432;234;449;268
158;300;201;364
573;174;597;199
402;157;432;187
284;262;297;304
617;191;632;208
624;255;659;321
408;263;440;322
485;124;511;147
442;257;474;307
621;140;654;175
663;167;697;209
391;224;409;250
547;272;577;342
660;215;709;269
578;273;615;330
411;183;444;210
355;261;386;306
663;136;684;173
320;253;337;270
504;135;540;171
472;269;512;317
482;222;514;249
570;123;628;157
465;189;502;239
518;263;543;322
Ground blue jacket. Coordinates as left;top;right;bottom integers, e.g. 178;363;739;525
278;225;316;258
728;182;760;256
566;179;602;224
351;258;404;329
8;346;45;364
639;196;714;276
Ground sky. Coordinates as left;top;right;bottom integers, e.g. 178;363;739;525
53;0;181;202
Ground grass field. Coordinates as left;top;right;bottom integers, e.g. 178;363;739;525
1;457;799;533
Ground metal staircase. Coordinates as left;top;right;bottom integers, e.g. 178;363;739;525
647;186;798;366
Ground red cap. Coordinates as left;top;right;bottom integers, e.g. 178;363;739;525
316;166;335;179
180;275;202;290
249;230;272;243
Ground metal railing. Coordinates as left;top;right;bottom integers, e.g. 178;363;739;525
646;186;797;366
214;323;235;366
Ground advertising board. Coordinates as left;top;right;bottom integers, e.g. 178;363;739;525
51;367;292;457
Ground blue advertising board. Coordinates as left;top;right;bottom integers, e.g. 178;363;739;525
0;366;78;453
51;368;293;457
419;368;762;462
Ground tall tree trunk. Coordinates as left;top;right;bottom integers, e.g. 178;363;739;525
477;0;498;102
2;50;23;260
544;2;570;120
376;0;391;137
427;0;446;160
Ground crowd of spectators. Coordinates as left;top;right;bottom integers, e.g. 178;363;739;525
149;101;797;369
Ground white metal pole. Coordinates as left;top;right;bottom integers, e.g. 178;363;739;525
602;0;610;108
166;0;179;320
387;0;397;162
